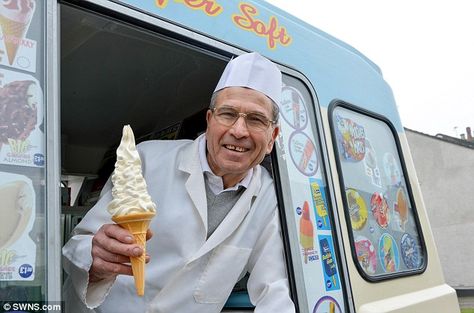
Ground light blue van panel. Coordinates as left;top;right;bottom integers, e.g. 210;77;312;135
116;0;403;132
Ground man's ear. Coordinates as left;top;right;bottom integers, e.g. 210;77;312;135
206;109;212;125
266;125;280;154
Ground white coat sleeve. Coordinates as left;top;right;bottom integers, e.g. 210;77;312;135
62;181;117;309
246;208;296;313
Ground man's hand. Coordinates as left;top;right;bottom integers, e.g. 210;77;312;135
89;224;153;283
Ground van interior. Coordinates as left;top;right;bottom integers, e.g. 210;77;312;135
61;4;226;178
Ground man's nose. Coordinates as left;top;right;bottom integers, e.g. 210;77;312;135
229;115;250;138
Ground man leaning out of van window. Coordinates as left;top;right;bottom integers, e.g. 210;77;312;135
62;52;296;313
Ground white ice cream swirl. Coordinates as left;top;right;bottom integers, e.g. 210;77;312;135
107;125;156;217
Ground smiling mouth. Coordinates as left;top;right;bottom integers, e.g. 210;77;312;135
224;144;249;152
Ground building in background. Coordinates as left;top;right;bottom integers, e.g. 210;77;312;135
406;128;474;304
457;127;474;142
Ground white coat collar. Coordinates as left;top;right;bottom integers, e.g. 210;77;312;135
177;134;262;263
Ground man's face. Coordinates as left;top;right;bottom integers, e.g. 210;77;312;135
205;87;279;181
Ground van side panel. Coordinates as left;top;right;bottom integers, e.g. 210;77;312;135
79;1;461;312
322;106;460;312
358;285;459;313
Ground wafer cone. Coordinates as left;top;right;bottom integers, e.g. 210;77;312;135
0;15;29;65
112;211;155;296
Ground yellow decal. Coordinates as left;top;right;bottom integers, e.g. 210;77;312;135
0;249;16;266
311;181;328;227
8;138;29;154
155;0;223;16
233;3;292;49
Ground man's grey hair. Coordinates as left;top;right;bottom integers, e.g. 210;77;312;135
209;90;280;123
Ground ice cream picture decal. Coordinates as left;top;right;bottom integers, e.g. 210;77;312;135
108;125;156;296
0;0;36;65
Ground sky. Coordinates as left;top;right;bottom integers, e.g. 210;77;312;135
266;0;474;138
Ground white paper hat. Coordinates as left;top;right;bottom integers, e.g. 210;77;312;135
214;52;282;105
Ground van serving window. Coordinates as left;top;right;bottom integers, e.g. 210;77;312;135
329;101;427;281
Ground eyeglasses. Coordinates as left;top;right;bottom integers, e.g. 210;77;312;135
211;107;276;132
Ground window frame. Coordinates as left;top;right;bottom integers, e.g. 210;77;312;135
328;99;428;282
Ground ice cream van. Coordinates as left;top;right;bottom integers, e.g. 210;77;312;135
0;0;461;312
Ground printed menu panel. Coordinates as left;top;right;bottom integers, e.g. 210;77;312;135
275;76;346;312
332;105;425;279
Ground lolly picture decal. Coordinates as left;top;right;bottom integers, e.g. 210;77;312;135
383;153;401;186
335;114;366;161
0;80;37;149
318;235;340;291
289;131;318;176
346;188;368;231
0;69;44;167
400;233;422;269
394;188;409;231
378;233;400;273
370;192;390;228
363;139;382;187
0;0;37;73
354;236;377;275
299;201;314;264
310;178;330;230
280;86;308;130
313;296;342;313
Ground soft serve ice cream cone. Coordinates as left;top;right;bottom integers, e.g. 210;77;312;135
0;0;36;65
108;125;156;296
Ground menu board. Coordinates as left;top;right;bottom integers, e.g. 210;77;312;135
332;105;425;279
276;77;345;312
0;0;44;288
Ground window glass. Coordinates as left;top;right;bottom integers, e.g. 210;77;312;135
330;103;425;280
274;76;346;313
0;0;47;301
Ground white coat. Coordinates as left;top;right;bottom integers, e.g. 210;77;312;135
62;135;295;313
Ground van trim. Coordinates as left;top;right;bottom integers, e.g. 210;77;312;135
47;0;62;302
